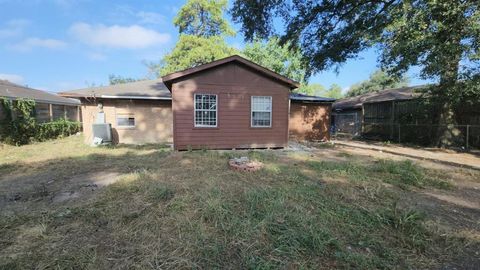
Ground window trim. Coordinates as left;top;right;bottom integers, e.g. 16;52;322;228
116;112;136;129
194;93;218;128
251;96;272;128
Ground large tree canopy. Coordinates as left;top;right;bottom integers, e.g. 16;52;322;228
108;75;142;85
152;35;237;76
241;37;308;83
150;0;236;76
174;0;235;37
324;84;344;99
231;0;479;145
346;70;409;97
231;0;479;82
295;83;326;96
297;83;344;98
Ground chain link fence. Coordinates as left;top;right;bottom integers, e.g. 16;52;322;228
362;123;480;150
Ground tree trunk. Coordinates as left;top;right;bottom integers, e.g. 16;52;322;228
435;98;461;147
434;57;462;148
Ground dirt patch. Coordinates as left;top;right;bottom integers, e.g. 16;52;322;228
422;191;480;210
333;139;480;170
1;171;123;207
68;171;123;187
50;171;123;203
52;191;80;203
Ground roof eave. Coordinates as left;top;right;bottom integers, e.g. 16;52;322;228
58;93;172;100
1;96;80;106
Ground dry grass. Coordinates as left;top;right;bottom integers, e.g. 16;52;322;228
0;136;479;269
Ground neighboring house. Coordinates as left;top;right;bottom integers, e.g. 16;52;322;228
332;86;421;136
0;80;81;122
59;79;172;145
361;87;479;148
60;55;335;150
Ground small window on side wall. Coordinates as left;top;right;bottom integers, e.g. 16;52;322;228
116;113;135;128
194;94;217;127
251;96;272;127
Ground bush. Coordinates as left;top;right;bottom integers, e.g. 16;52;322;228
36;119;81;142
0;98;81;145
0;98;37;145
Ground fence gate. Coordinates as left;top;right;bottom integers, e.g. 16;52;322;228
332;112;361;136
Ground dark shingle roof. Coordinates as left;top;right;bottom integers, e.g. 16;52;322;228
332;86;424;111
289;93;336;103
59;78;171;99
0;80;80;105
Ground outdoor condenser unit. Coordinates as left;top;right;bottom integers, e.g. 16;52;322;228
92;123;112;144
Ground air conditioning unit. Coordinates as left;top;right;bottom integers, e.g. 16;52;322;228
92;123;112;144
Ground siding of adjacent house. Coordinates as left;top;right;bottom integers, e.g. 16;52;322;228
80;99;173;144
34;103;51;122
0;103;5;121
289;102;331;141
0;101;79;123
171;62;290;150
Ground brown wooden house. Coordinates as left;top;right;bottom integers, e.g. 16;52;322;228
162;55;299;150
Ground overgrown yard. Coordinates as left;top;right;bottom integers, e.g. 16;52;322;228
1;136;479;269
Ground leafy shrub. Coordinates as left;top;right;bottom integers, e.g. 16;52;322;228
36;119;81;141
0;98;37;145
0;98;81;145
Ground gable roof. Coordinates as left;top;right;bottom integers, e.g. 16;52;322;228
0;80;80;106
58;78;171;100
161;55;300;90
333;86;424;111
289;93;336;103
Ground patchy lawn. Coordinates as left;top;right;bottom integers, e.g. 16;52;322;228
0;136;479;269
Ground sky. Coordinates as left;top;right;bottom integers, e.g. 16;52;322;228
0;0;430;93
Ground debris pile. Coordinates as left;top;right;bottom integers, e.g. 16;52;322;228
228;157;263;172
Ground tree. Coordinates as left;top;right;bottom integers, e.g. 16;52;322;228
295;83;326;96
109;75;141;85
231;0;479;146
346;70;409;97
174;0;235;37
325;84;344;99
150;0;237;76
242;37;309;83
295;83;344;99
150;35;237;76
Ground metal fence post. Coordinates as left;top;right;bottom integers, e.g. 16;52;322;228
398;124;401;143
466;125;470;150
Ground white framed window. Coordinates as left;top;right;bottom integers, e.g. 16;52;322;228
116;113;135;128
251;96;272;127
194;94;217;127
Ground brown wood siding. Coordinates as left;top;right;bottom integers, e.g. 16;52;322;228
172;62;290;150
289;102;331;141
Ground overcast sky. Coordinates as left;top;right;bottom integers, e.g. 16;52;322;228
0;0;430;93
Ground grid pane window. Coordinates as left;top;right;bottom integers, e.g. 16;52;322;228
194;94;217;127
117;113;135;127
251;96;272;127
